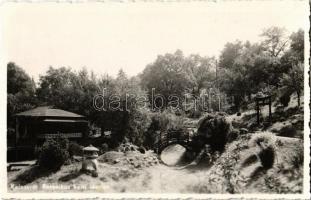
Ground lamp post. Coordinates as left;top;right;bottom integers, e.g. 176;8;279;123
81;145;99;177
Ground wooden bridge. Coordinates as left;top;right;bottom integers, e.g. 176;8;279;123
153;127;195;154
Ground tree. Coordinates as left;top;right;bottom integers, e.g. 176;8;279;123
218;41;243;69
37;66;100;118
260;26;289;58
7;62;36;95
7;62;37;127
280;29;304;74
184;54;216;97
37;66;74;106
280;63;303;107
279;29;304;107
219;42;269;111
141;50;194;109
289;29;304;62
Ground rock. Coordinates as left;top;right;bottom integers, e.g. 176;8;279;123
113;159;120;164
91;171;98;177
280;117;286;121
138;146;146;154
98;151;124;164
135;163;141;168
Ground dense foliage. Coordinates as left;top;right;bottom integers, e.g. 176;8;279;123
37;137;70;171
7;62;37;127
196;113;231;152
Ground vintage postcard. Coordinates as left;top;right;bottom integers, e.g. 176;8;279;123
0;0;310;199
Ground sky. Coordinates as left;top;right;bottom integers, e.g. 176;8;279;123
0;1;308;82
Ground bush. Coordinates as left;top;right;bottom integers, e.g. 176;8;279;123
150;110;184;131
196;113;231;152
38;137;70;171
227;129;239;143
188;109;202;119
289;144;303;169
126;108;152;147
249;132;276;169
144;110;185;149
279;91;291;107
68;141;83;157
277;124;297;138
100;143;109;154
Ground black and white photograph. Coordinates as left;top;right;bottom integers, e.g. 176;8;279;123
0;0;310;197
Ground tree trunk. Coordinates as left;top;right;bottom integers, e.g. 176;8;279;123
297;91;300;107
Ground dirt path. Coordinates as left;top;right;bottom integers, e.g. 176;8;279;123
104;164;208;193
103;145;209;193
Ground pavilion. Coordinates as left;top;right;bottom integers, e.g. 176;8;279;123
13;106;89;148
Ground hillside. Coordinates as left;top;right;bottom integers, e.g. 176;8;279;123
8;95;304;193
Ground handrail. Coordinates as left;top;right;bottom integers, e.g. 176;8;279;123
153;129;191;153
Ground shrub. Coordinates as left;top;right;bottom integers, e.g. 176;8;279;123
196;113;231;152
144;110;185;149
38;137;70;171
68;141;83;157
277;124;297;138
249;132;276;169
289;144;303;169
126;108;152;147
153;110;184;131
279;91;292;107
188;109;202;119
227;129;239;143
100;143;109;154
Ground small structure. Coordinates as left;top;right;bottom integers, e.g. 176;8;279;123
14;106;88;144
81;145;99;177
9;106;88;161
255;94;272;124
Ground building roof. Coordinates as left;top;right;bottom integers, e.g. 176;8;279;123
15;106;85;118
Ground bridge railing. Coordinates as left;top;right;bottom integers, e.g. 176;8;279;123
153;129;191;153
